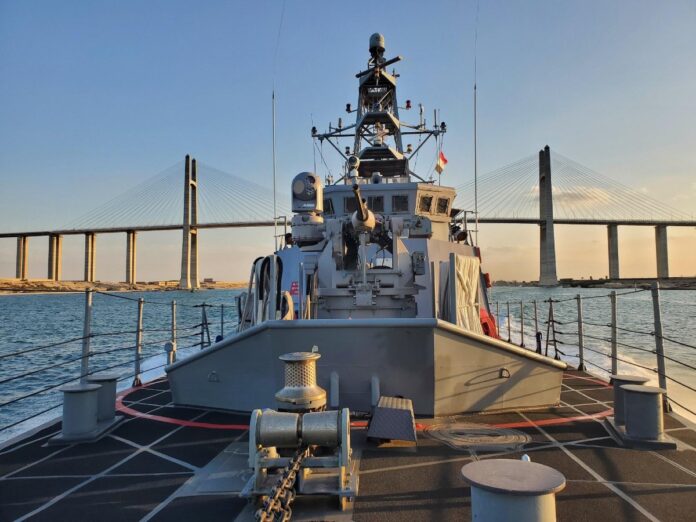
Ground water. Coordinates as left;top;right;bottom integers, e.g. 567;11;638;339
490;286;696;422
0;289;242;444
1;287;695;444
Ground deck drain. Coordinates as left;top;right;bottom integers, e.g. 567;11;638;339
423;422;531;452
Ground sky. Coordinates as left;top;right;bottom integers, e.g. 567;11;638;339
0;0;694;282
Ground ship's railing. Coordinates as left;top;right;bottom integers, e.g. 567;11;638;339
0;290;232;440
495;282;696;418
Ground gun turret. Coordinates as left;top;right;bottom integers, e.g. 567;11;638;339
351;183;375;233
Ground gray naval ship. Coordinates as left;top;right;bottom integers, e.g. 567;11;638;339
3;33;696;522
166;33;565;417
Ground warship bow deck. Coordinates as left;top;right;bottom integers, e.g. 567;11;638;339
1;370;695;522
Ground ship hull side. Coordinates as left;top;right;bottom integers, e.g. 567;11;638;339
167;319;565;416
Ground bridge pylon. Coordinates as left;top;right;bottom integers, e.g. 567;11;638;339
539;145;558;286
180;155;200;289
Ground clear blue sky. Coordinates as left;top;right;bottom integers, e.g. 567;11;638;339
1;0;694;281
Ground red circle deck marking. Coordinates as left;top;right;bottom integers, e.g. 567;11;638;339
116;382;248;430
117;378;612;430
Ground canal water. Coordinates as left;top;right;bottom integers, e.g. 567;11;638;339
1;287;694;444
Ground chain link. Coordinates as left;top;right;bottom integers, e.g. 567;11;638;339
255;446;309;522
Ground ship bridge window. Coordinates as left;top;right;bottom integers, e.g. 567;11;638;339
419;195;433;213
344;197;358;213
436;197;450;215
392;195;409;213
368;196;384;213
323;198;335;216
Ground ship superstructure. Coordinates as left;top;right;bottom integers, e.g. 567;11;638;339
166;34;566;418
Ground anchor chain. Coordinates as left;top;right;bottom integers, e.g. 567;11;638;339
255;446;309;522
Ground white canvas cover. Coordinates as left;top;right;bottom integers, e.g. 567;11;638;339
439;254;483;334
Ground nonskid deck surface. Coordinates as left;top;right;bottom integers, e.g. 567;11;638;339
0;371;694;521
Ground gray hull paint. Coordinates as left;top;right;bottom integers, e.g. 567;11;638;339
167;319;566;416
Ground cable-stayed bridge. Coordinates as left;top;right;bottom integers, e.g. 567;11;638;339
2;148;694;287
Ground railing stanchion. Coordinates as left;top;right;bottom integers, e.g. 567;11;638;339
200;305;205;349
171;300;177;363
133;297;144;386
651;282;671;411
220;304;225;338
204;306;211;346
506;301;511;342
519;301;525;347
80;289;93;382
534;299;542;353
496;301;500;334
544;300;551;357
576;294;586;371
610;291;618;375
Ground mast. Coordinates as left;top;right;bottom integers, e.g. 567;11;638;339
272;90;278;250
312;33;445;184
474;82;478;246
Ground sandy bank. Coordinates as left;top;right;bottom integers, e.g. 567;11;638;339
0;279;246;294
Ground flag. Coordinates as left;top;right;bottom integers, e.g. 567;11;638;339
435;151;448;174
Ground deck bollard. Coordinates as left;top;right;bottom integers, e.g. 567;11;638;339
461;459;566;522
57;383;101;439
622;384;668;441
610;374;650;425
86;373;119;422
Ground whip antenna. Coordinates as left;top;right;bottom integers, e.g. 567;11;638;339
473;0;480;247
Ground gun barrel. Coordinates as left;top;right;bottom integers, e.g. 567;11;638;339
352;184;369;222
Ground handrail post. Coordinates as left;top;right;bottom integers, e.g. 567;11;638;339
544;300;552;357
651;282;671;411
200;305;205;349
519;301;525;347
610;291;618;375
495;301;500;334
133;297;144;386
534;300;541;353
171;300;177;363
576;294;586;371
220;304;225;338
506;301;511;342
80;289;93;382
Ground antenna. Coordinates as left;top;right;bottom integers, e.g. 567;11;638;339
272;90;278;251
473;0;480;247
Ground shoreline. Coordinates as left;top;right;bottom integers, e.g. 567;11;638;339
493;277;696;290
0;279;246;295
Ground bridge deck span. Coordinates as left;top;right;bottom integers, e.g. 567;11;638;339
1;218;694;239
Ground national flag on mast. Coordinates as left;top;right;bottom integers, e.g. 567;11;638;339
435;151;448;174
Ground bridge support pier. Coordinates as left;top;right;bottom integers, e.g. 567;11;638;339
84;233;96;282
126;231;137;285
48;235;57;280
538;145;558;286
180;156;200;289
607;225;620;280
655;225;669;279
16;236;28;280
